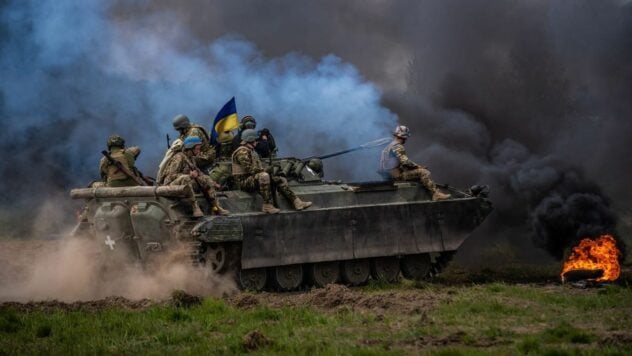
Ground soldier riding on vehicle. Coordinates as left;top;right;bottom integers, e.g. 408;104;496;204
162;136;229;217
232;116;278;158
232;129;312;214
99;135;143;187
380;125;451;201
172;114;216;170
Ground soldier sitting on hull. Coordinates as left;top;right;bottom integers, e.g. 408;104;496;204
208;131;236;189
231;116;278;158
162;136;229;217
232;129;312;214
379;125;451;201
99;135;142;187
172;114;216;170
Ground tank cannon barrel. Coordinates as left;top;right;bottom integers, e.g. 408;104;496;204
303;137;391;161
70;185;192;199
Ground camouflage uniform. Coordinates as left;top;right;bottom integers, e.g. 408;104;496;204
380;140;437;192
163;151;217;197
178;124;216;169
209;131;235;188
99;147;141;187
232;145;296;204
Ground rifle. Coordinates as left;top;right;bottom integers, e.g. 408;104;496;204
182;154;214;206
133;167;156;186
302;137;391;161
101;150;147;186
166;134;171;149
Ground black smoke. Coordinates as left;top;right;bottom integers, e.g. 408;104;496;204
1;0;631;261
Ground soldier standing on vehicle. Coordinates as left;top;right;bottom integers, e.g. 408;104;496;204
232;129;312;214
162;136;229;217
380;125;451;201
231;116;278;158
172;114;216;170
99;135;143;187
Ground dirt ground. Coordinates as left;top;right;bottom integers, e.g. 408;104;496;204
1;238;629;313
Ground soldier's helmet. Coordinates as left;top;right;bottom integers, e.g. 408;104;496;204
172;114;191;130
241;116;257;130
393;125;411;139
241;129;258;143
107;135;125;149
307;158;324;176
183;136;203;150
218;131;234;144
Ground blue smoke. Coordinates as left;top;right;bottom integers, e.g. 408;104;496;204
0;0;397;211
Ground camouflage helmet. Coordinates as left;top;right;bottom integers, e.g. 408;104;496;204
172;114;191;130
393;125;411;139
107;134;125;149
241;115;257;130
307;158;323;175
241;129;258;143
183;136;203;150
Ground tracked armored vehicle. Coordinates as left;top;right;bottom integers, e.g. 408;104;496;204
70;157;493;291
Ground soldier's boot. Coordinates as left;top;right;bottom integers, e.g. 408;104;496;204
292;197;313;210
212;200;230;215
432;190;451;201
262;203;281;214
191;201;204;217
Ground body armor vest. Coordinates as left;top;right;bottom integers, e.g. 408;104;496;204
379;141;401;172
232;146;263;175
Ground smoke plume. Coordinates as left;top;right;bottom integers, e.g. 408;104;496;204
2;0;631;261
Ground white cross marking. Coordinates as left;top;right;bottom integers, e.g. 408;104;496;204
105;235;116;250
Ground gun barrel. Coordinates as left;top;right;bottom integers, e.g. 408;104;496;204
304;137;391;161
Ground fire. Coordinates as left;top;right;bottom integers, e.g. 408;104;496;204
561;234;621;282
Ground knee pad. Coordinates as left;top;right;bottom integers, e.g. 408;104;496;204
257;172;271;185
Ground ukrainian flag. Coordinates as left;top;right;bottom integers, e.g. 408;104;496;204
211;97;239;144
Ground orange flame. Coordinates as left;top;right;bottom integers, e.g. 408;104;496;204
561;234;621;282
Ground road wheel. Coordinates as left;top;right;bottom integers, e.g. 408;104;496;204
272;264;304;291
308;262;340;287
401;254;431;280
371;257;401;283
341;259;370;286
239;268;268;291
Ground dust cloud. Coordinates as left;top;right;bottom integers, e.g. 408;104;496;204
0;235;236;302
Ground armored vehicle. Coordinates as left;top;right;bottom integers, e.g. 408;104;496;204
70;157;493;291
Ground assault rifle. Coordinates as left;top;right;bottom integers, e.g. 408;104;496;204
101;150;148;186
182;155;215;207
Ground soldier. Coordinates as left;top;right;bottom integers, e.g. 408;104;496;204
215;131;235;160
162;136;229;217
231;116;278;158
232;129;312;214
208;131;235;189
99;135;142;187
380;125;451;201
172;114;216;170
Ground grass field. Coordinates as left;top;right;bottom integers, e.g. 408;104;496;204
1;266;631;355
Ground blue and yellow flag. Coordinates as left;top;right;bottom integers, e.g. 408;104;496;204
211;97;239;144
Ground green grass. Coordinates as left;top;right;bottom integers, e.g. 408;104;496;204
1;283;631;355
